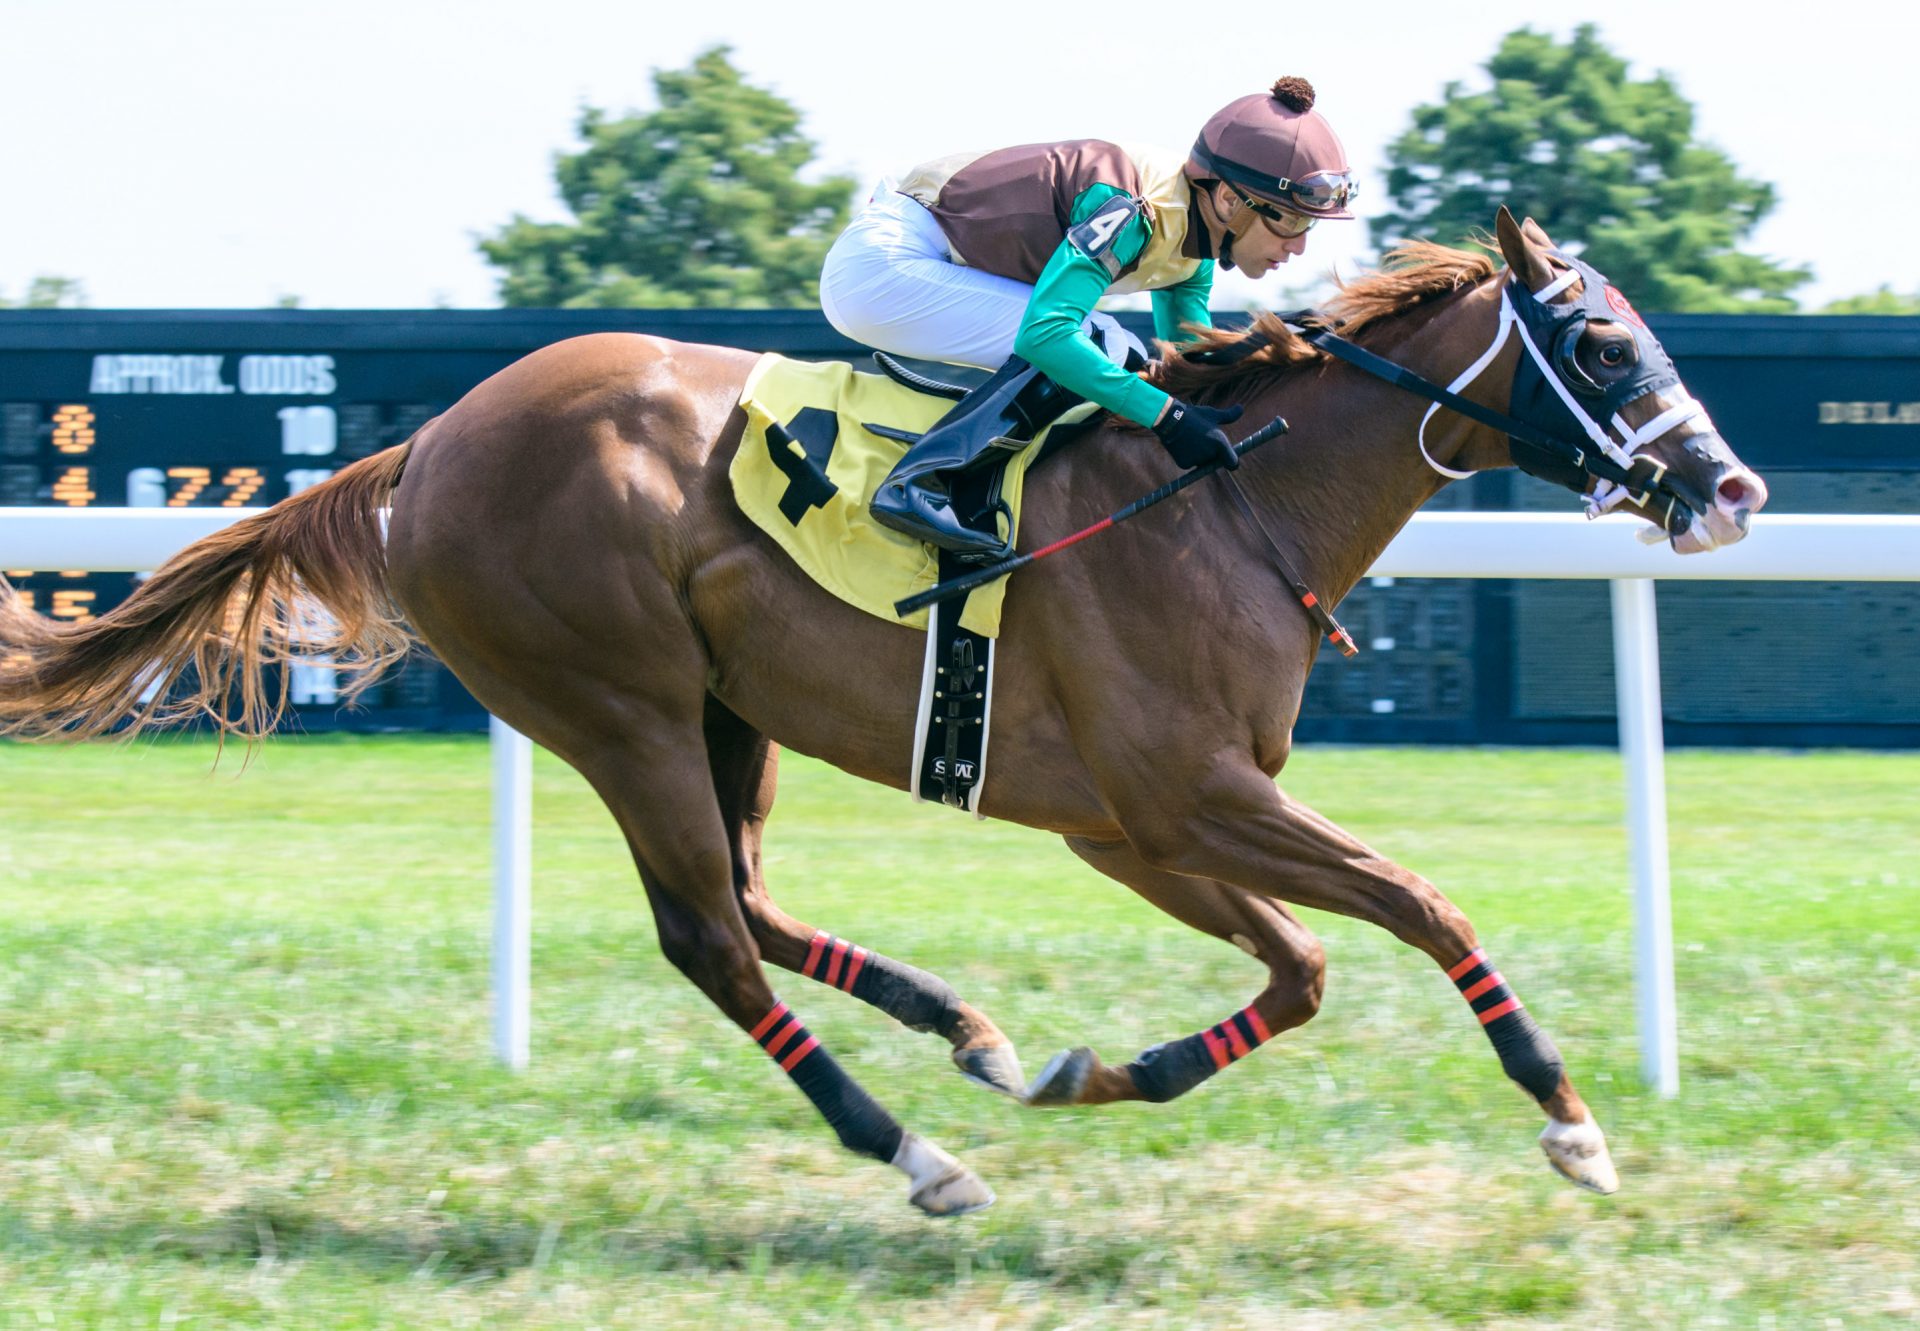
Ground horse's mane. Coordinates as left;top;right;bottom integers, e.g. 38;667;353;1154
1143;241;1499;404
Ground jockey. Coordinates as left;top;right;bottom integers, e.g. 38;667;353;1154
819;77;1356;559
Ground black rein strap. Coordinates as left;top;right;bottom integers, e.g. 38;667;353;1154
1299;324;1696;535
1301;327;1593;479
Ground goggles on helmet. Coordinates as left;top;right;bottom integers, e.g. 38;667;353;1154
1191;140;1359;218
1232;186;1317;238
1274;169;1358;215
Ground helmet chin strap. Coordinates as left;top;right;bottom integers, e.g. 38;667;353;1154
1209;187;1263;273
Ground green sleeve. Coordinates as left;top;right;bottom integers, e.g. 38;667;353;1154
1151;263;1215;344
1009;185;1171;429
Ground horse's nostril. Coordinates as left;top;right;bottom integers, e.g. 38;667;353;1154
1714;469;1770;516
1720;470;1758;507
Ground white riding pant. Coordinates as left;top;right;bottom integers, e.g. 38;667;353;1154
819;179;1144;371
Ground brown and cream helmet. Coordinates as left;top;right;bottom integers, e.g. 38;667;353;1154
1189;77;1357;221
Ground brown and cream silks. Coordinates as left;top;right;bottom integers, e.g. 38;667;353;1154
897;140;1202;295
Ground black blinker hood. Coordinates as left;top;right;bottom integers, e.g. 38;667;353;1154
1506;252;1682;494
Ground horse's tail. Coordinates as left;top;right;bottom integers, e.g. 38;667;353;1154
0;440;418;742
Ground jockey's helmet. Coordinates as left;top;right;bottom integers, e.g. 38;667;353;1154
1189;77;1356;233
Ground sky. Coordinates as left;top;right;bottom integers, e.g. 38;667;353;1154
2;0;1913;313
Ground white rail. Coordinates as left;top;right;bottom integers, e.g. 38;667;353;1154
7;507;1918;1092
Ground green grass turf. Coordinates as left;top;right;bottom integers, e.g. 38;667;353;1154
1;735;1916;1327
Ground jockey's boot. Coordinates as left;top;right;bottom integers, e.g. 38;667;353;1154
870;356;1080;561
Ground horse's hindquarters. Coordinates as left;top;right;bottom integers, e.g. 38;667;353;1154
383;334;755;755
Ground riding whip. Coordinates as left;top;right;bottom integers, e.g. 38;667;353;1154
894;415;1291;616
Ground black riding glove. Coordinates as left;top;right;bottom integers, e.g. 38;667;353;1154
1152;400;1243;471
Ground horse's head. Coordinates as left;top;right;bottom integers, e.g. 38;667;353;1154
1492;207;1768;554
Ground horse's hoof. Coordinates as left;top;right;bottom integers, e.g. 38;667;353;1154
1023;1047;1096;1107
1540;1116;1620;1194
892;1132;995;1217
954;1043;1027;1098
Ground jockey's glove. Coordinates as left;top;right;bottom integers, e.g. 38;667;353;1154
1152;400;1243;471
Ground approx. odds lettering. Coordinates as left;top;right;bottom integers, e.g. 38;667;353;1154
87;354;337;396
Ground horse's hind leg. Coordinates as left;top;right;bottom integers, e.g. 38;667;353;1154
1024;837;1327;1107
423;637;994;1213
563;725;993;1216
703;699;1026;1097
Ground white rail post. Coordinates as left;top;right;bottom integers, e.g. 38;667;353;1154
1610;578;1679;1097
490;715;533;1069
17;508;1917;1081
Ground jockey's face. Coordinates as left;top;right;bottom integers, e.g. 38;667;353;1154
1204;183;1312;278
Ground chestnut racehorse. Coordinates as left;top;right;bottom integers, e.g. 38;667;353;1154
0;212;1767;1214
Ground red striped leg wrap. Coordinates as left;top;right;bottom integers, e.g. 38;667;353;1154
1128;1004;1274;1103
1200;1005;1274;1070
1447;948;1565;1103
797;930;963;1038
801;930;869;994
749;1000;822;1071
1447;947;1524;1025
748;997;904;1162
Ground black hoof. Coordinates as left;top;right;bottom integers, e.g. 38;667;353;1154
1023;1047;1095;1107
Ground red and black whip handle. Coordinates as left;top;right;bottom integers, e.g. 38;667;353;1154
893;415;1289;618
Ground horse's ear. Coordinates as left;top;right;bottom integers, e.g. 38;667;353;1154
1495;207;1554;291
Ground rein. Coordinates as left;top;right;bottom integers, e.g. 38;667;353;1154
893;414;1359;657
1296;276;1705;538
903;258;1711;649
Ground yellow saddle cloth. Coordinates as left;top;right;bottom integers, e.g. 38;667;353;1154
731;353;1088;637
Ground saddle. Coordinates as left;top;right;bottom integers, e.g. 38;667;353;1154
729;351;1095;638
730;351;1100;814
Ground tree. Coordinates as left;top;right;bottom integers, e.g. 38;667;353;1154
1372;25;1810;312
0;276;88;309
1818;286;1920;315
479;47;856;308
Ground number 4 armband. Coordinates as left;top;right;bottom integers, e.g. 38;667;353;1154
1066;193;1147;279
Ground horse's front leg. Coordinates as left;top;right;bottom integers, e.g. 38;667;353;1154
1114;757;1619;1194
1022;836;1327;1107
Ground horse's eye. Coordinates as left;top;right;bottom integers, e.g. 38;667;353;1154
1598;344;1627;367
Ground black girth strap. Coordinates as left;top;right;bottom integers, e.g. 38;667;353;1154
913;548;993;811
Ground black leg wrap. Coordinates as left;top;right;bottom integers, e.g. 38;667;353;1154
1126;1035;1221;1104
786;1045;906;1163
1486;1008;1565;1104
1127;1005;1271;1103
1450;949;1565;1105
848;954;966;1040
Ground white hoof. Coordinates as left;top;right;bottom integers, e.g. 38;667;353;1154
1539;1117;1620;1194
892;1132;995;1217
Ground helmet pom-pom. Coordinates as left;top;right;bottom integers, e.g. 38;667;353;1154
1270;77;1315;112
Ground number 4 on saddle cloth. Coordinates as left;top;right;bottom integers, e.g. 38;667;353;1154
730;352;1100;815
